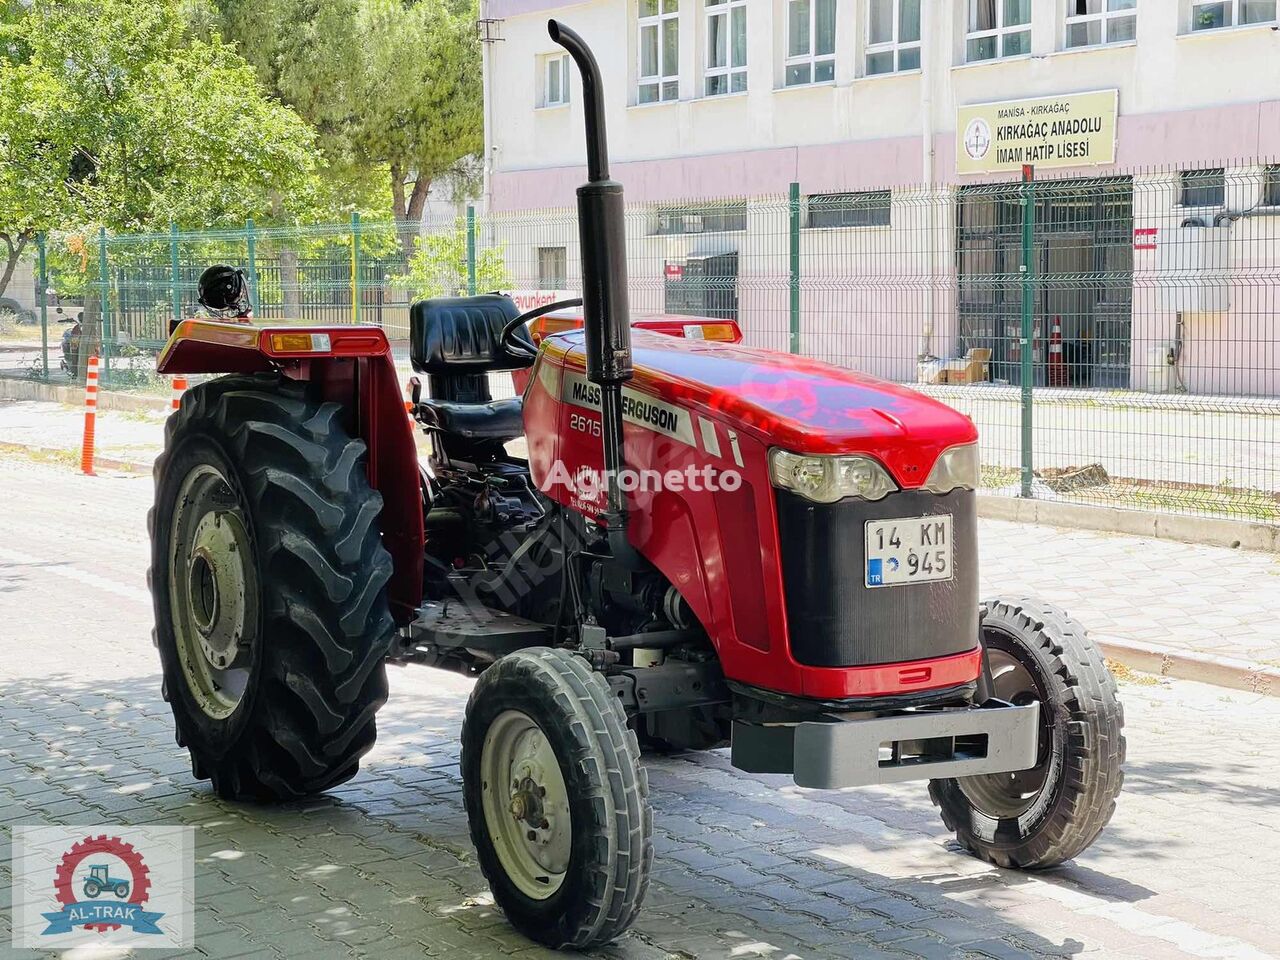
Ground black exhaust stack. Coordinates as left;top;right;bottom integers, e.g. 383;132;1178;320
549;20;643;568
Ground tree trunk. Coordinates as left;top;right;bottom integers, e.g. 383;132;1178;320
279;247;301;320
78;295;103;383
390;165;433;262
0;232;30;303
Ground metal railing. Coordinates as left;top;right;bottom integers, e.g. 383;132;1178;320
2;162;1277;525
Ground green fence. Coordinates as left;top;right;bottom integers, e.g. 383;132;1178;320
2;162;1278;525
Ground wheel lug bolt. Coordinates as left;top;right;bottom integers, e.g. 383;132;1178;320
540;819;549;829
526;830;536;841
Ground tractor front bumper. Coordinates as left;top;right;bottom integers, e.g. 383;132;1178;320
732;699;1040;790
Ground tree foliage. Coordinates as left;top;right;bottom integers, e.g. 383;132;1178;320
214;0;484;252
392;226;511;301
0;0;327;298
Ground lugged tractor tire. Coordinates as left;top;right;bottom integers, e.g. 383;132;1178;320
929;598;1126;869
461;648;653;949
149;373;394;801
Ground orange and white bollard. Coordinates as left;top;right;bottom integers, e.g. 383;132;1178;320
171;375;188;411
80;355;99;476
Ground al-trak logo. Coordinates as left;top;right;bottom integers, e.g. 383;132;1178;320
41;835;165;936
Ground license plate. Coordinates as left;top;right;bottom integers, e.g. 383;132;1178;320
865;515;953;588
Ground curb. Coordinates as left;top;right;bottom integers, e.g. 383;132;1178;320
1097;635;1279;698
0;374;171;414
0;440;153;476
979;493;1280;554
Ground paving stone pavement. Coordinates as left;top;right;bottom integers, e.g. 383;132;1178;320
2;459;1280;960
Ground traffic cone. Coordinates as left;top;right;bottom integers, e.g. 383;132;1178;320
1048;317;1068;387
171;375;188;411
81;355;99;476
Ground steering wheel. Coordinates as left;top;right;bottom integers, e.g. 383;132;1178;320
499;298;584;360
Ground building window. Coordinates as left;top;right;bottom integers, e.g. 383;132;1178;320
1181;168;1226;207
966;0;1031;62
538;247;567;289
1263;165;1280;206
542;54;570;107
705;0;747;95
638;0;680;104
785;0;837;86
866;0;921;75
654;201;748;234
1065;0;1136;48
805;191;892;228
1192;0;1277;30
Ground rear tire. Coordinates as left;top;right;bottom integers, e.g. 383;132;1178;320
929;598;1125;869
150;374;395;801
461;648;652;949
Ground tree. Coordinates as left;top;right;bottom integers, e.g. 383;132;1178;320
392;225;511;301
0;0;326;300
213;0;484;257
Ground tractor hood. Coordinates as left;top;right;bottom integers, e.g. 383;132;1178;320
542;330;977;488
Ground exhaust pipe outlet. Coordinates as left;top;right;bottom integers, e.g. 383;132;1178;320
550;19;644;570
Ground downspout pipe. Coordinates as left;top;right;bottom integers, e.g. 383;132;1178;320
549;19;644;570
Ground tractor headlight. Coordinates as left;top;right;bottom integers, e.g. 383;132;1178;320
923;443;979;494
769;450;898;503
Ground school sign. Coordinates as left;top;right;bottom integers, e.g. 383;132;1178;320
957;90;1118;175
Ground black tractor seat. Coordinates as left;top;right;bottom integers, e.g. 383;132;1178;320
417;396;524;443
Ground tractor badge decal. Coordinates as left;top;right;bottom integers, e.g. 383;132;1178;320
41;835;164;936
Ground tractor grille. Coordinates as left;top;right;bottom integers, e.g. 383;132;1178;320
776;488;978;668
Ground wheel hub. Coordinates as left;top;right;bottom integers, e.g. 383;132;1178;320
480;711;571;900
186;510;253;671
169;463;259;720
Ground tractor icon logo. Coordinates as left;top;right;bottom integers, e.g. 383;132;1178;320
81;863;131;900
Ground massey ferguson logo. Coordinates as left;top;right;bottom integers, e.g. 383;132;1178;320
562;372;696;447
622;394;682;435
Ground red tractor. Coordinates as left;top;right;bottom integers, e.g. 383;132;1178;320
150;22;1124;950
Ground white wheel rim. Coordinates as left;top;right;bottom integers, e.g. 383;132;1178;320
480;710;571;900
169;463;258;720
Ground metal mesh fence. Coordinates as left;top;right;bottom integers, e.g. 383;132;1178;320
3;162;1277;525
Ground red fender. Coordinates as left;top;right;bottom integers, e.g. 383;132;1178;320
158;320;423;624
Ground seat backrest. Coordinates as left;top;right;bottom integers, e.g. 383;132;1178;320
410;294;534;375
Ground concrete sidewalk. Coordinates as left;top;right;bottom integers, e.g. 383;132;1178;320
2;394;1277;691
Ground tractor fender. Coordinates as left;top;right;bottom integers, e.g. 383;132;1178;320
157;321;424;623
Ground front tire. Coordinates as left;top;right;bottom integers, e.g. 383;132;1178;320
461;648;652;949
150;374;395;801
929;598;1125;869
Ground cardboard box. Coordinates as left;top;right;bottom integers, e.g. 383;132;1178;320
939;348;991;385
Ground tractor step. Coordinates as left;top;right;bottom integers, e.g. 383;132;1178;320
408;602;552;658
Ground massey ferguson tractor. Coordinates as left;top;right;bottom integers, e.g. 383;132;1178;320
150;21;1125;950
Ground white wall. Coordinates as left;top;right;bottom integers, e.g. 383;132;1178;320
486;0;1280;190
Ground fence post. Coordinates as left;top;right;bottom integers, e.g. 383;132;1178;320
98;227;111;381
788;182;801;354
169;222;181;326
37;233;49;380
351;211;361;324
1019;165;1036;499
245;218;258;311
466;204;477;296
